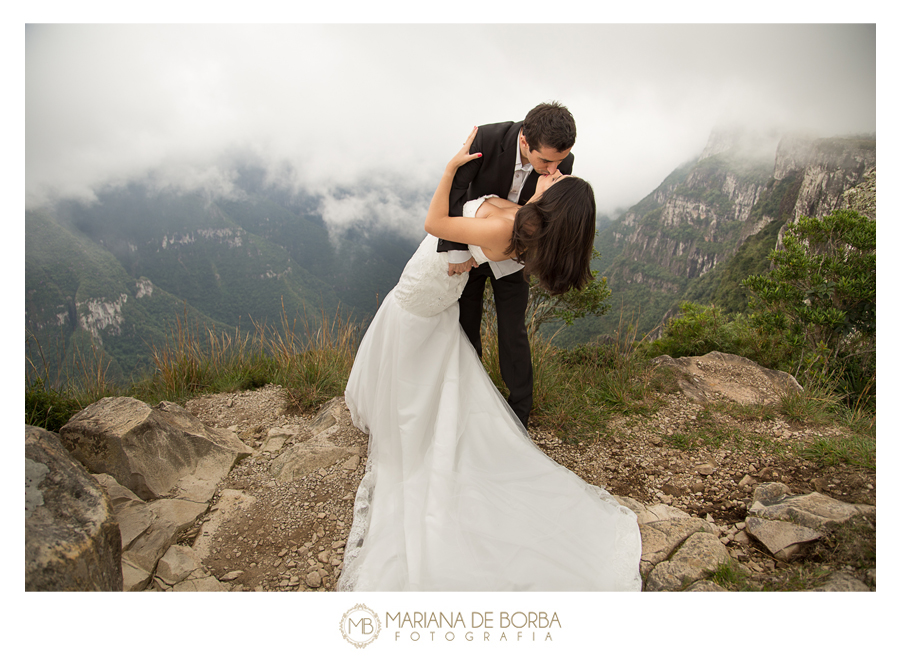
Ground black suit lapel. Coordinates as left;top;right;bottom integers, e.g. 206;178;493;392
492;121;523;201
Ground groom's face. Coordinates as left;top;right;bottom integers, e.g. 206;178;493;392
520;133;571;175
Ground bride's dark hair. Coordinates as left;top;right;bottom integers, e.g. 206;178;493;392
506;177;596;296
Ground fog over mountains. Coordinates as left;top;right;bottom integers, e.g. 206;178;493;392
25;122;876;389
25;166;426;382
24;23;877;383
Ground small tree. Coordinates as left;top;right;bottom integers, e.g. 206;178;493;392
478;247;612;401
526;247;612;335
741;209;875;403
480;247;611;336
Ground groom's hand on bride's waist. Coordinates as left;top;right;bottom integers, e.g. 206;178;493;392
448;257;476;276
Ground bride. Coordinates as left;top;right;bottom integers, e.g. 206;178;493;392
338;127;642;591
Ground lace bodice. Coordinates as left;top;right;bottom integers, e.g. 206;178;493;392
392;235;469;317
392;197;495;317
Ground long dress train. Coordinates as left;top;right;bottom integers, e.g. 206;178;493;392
337;198;642;591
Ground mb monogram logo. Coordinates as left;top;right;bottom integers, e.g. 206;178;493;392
340;604;382;648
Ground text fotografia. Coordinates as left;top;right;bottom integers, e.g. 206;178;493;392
386;611;560;642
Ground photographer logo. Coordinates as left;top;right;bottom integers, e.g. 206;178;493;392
340;604;382;648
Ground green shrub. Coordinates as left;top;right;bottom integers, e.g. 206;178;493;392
643;302;790;370
26;379;83;432
743;209;875;408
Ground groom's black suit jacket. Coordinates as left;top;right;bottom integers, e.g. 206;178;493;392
436;120;575;253
435;119;574;427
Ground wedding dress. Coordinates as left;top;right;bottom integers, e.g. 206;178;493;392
337;197;642;591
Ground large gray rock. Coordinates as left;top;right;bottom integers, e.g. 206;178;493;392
308;397;344;435
639;517;715;577
651;351;803;405
93;473;208;590
635;502;691;525
749;484;874;530
644;532;730;592
60;397;252;502
751;482;792;505
744;516;823;560
269;438;358;483
25;425;123;591
155;544;206;586
261;425;300;454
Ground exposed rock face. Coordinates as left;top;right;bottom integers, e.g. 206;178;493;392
842;166;876;220
92;473;209;591
644;531;730;592
78;293;128;343
773;135;875;223
596;129;875;340
651;351;803;405
748;483;874;531
25;425;123;591
134;277;154;298
611;128;774;292
59;397;252;502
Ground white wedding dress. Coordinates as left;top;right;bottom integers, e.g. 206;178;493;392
337;198;642;591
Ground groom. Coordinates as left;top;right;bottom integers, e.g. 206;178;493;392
438;101;576;428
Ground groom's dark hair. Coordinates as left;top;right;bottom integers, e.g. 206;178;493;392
522;102;576;153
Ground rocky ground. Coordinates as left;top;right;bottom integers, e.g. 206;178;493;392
178;366;876;592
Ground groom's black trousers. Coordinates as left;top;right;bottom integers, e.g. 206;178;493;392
458;262;532;428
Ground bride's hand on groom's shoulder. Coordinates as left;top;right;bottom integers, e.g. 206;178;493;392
447;126;482;171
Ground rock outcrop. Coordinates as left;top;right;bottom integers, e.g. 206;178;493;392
25;425;123;591
620;482;873;591
60;397;252;501
774;135;875;223
40;396;253;590
651;351;804;405
26;352;876;592
92;473;209;591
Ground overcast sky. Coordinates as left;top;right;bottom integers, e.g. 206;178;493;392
25;22;876;233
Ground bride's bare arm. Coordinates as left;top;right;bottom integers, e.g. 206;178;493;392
424;128;518;260
424;127;480;230
426;201;512;255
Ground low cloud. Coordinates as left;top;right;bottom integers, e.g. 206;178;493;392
26;24;875;221
318;185;432;242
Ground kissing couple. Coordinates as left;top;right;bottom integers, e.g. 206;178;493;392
338;102;642;591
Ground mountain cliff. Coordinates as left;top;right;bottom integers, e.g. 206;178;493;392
558;130;875;344
26;131;876;382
